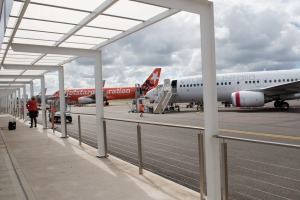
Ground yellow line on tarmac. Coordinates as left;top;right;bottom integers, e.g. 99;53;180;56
219;129;300;141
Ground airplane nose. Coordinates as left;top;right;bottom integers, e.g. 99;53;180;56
145;89;154;100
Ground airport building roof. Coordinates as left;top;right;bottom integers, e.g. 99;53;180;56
0;0;182;92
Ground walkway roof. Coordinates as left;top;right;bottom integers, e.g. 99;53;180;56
0;0;183;90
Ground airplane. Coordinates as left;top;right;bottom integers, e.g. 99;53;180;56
145;69;300;111
51;68;161;105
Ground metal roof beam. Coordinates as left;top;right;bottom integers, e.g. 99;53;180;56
1;0;31;65
133;0;210;14
94;9;180;49
0;86;22;89
0;75;42;79
11;43;99;57
54;0;118;47
0;81;31;84
3;64;62;70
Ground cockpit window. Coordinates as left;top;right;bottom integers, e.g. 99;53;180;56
157;85;163;89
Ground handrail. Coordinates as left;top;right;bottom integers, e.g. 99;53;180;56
104;117;205;131
215;135;300;149
69;112;98;116
69;112;205;131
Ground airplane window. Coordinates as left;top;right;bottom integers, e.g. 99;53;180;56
237;81;239;84
291;79;294;81
278;79;281;82
201;83;203;86
287;79;290;82
229;82;231;85
217;83;219;86
283;79;285;82
274;80;277;82
269;80;272;83
264;80;267;83
221;82;223;85
249;81;252;84
257;80;259;83
180;85;182;87
183;85;185;87
225;82;227;85
190;84;193;87
197;84;200;86
194;84;196;87
245;81;248;84
187;85;189;87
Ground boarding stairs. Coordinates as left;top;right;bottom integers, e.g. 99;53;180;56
153;91;172;113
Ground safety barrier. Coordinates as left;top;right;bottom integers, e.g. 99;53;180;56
66;112;300;200
214;135;300;200
68;112;207;199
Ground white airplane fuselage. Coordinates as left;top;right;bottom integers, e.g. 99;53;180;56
146;69;300;109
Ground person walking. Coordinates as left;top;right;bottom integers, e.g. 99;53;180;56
139;103;144;117
26;96;38;128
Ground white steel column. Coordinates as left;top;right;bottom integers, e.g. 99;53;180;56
8;95;9;114
18;88;21;118
201;2;221;200
59;67;67;137
14;91;17;117
23;86;27;120
6;96;9;114
41;76;46;128
30;81;34;98
94;51;105;157
9;94;12;115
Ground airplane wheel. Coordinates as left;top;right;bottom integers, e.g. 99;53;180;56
274;101;281;108
105;102;109;106
280;102;289;111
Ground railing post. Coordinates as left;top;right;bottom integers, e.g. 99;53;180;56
137;123;143;174
103;120;108;157
221;141;228;200
64;112;67;136
198;131;206;200
78;115;82;145
45;110;47;128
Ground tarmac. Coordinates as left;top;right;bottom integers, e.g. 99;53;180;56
0;113;200;200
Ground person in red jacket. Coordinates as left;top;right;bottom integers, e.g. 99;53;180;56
26;96;38;128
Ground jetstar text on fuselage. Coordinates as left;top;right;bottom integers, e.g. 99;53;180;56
106;88;131;94
65;90;95;96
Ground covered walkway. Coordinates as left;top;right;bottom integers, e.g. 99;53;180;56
0;114;199;200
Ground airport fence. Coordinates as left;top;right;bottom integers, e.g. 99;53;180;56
67;112;207;199
66;112;300;200
215;135;300;200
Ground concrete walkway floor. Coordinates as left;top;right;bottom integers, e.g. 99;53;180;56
0;114;200;200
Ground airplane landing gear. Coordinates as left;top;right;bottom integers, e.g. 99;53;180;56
274;100;289;111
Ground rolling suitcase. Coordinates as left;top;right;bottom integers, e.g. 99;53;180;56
8;118;16;130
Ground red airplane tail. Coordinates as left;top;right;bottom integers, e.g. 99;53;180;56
141;67;161;94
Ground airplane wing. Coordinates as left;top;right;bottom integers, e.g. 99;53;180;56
249;80;300;96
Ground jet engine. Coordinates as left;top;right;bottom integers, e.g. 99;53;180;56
231;91;266;107
78;96;95;104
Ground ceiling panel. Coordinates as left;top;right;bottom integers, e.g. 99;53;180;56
0;0;174;89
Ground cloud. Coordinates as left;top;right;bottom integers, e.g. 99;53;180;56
38;0;300;94
214;1;300;73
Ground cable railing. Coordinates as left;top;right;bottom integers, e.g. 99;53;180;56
214;135;300;200
66;112;300;200
68;112;206;200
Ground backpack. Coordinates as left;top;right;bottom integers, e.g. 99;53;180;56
8;119;16;130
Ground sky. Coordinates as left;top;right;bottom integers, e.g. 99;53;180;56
36;0;300;95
